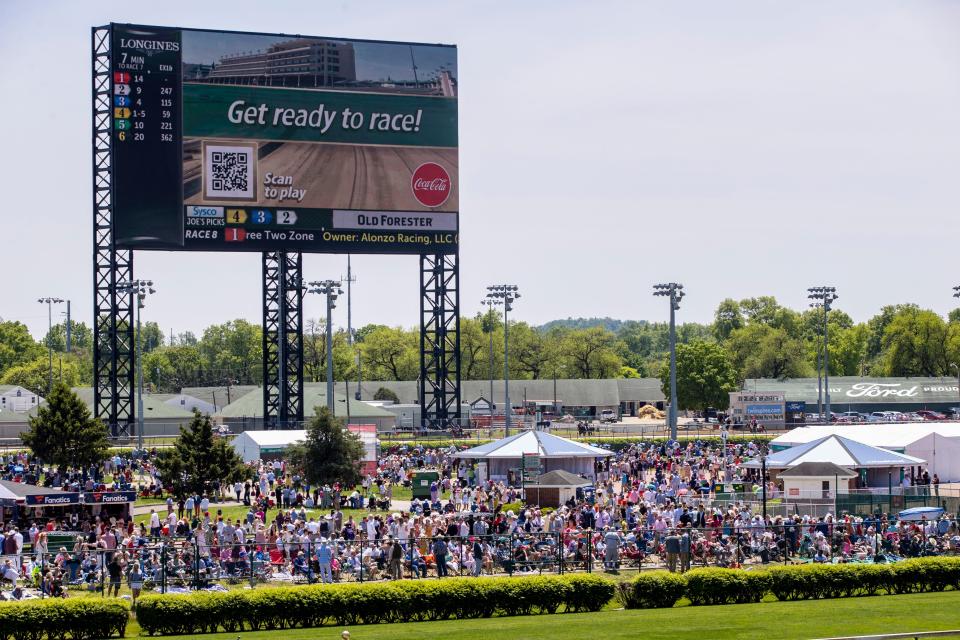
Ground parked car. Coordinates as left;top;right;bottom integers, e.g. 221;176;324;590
915;410;947;421
838;411;862;423
599;409;618;423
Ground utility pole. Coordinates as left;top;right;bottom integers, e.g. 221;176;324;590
343;256;356;345
37;297;64;396
65;300;72;353
653;283;685;440
307;280;343;414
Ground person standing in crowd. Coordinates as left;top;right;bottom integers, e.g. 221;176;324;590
388;536;403;580
679;529;691;572
128;563;144;605
106;554;123;597
433;536;449;577
317;538;333;584
664;530;680;572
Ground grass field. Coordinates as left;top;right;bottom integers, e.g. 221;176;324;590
115;590;960;640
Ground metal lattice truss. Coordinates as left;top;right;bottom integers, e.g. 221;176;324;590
419;253;461;429
262;251;304;427
92;26;134;438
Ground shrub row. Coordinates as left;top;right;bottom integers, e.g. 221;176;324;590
0;598;128;640
617;558;960;610
136;574;614;636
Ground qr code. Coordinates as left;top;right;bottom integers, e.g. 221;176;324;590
203;143;256;200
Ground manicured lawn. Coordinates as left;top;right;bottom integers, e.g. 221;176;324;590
123;590;960;640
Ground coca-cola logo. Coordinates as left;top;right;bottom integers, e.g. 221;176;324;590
411;162;452;208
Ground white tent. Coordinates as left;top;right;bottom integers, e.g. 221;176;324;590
745;434;925;488
452;430;612;481
772;424;960;480
231;430;308;463
903;432;960;481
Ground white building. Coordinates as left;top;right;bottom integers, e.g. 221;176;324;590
231;427;378;474
0;386;42;413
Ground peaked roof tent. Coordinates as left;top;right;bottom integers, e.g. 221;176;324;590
743;434;925;469
778;461;857;478
451;430;613;460
533;470;593;487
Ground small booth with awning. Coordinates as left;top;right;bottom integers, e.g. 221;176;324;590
0;480;135;525
524;469;592;508
452;430;613;485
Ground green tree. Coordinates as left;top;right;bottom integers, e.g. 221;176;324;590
42;321;93;352
560;327;623;378
0;321;43;375
198;319;262;385
459;316;489;380
881;307;950;376
713;298;744;341
154;410;248;498
659;340;738;413
137;321;164;353
0;356;82;396
21;382;110;470
865;304;919;360
361;326;418;380
509;321;555;380
373;387;400;403
286;406;364;487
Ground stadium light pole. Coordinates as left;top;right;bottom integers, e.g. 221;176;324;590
37;297;64;396
808;287;839;422
653;283;684;441
481;297;503;421
487;285;520;436
116;280;155;450
809;301;824;420
307;280;343;414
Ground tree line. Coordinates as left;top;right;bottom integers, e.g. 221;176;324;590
1;297;959;399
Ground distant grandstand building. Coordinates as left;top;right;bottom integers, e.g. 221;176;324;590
204;38;357;88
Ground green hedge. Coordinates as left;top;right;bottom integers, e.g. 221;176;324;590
0;598;128;640
136;575;614;636
616;571;686;609
684;568;770;606
617;558;960;610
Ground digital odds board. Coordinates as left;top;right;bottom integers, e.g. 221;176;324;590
109;24;458;254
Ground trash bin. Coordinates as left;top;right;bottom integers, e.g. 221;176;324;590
411;470;440;500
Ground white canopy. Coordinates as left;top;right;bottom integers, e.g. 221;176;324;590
772;423;960;449
452;430;612;460
744;434;924;469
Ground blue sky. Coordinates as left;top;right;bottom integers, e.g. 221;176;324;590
0;1;958;340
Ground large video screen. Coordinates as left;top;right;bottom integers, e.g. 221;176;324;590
109;24;458;254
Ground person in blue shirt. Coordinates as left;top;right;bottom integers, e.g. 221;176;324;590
316;539;333;584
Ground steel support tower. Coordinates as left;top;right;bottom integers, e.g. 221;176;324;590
92;26;134;438
419;253;461;430
261;251;304;428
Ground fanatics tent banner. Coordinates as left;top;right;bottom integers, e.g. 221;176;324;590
110;24;458;254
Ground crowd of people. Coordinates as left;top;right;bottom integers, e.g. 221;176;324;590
0;436;956;600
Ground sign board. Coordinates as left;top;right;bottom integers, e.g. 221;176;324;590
728;392;785;427
110;24;458;254
82;491;137;505
25;493;81;506
522;452;542;482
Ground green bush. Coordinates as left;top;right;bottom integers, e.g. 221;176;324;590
617;571;686;609
684;568;770;606
136;575;615;636
0;598;128;640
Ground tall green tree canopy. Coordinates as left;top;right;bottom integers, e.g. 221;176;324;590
21;382;110;470
660;340;738;413
287;407;364;487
